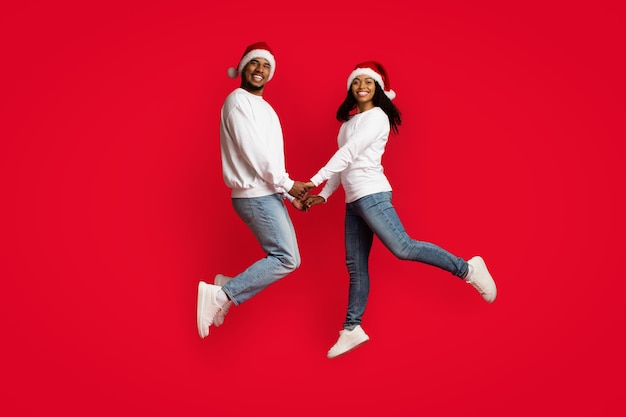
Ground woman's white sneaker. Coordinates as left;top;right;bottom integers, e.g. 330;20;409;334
466;256;497;303
327;325;370;359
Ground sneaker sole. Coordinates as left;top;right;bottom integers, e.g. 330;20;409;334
196;282;209;338
327;337;370;359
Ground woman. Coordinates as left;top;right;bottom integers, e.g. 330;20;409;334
304;61;497;359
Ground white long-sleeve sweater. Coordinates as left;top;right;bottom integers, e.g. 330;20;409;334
220;88;295;198
311;107;393;203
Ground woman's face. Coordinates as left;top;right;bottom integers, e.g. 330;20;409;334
351;75;376;109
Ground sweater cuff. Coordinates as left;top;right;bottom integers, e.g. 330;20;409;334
282;178;295;194
310;174;324;187
318;189;331;202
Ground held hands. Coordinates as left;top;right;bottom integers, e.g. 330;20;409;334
292;194;326;212
302;195;325;210
289;180;325;212
291;198;307;212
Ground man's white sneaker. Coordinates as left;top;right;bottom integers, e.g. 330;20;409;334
196;281;223;338
214;274;232;287
327;325;370;359
466;256;497;303
213;274;233;327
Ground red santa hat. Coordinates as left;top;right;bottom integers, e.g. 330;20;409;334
227;41;276;81
346;61;396;100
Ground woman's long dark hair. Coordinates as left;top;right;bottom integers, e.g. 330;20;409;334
336;82;402;134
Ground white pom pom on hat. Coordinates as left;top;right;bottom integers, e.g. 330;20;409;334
227;41;276;81
227;67;238;78
347;61;396;100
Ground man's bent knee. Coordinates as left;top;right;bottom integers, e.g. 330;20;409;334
282;252;301;272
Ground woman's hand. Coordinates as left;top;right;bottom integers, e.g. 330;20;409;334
303;195;326;210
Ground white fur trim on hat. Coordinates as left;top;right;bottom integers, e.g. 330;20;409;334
347;67;396;100
237;49;276;81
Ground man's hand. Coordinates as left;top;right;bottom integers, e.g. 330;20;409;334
291;198;308;212
288;181;311;200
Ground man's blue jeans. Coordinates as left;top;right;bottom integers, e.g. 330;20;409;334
343;192;468;329
221;194;301;305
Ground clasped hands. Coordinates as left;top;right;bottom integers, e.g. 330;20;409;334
288;181;325;212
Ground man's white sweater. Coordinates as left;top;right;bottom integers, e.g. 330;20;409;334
220;88;294;198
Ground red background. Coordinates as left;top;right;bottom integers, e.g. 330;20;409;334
2;1;625;416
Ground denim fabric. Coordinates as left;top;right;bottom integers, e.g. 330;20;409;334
343;191;467;329
222;193;300;305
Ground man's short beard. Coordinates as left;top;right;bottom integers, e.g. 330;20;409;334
241;79;264;93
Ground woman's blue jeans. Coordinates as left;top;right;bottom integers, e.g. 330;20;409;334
343;192;467;329
222;194;301;305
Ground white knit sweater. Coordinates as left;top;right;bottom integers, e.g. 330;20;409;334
311;107;393;203
220;88;295;198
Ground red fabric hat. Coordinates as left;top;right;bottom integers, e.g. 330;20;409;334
227;41;276;81
346;61;396;100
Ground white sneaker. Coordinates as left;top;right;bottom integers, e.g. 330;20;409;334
196;281;223;338
466;256;497;303
213;274;233;327
327;325;370;359
214;274;232;287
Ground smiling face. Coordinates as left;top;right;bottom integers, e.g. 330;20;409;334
240;57;272;96
350;74;376;112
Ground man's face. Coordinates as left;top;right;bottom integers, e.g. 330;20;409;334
241;58;271;95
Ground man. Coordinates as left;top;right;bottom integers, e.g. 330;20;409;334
196;42;309;338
